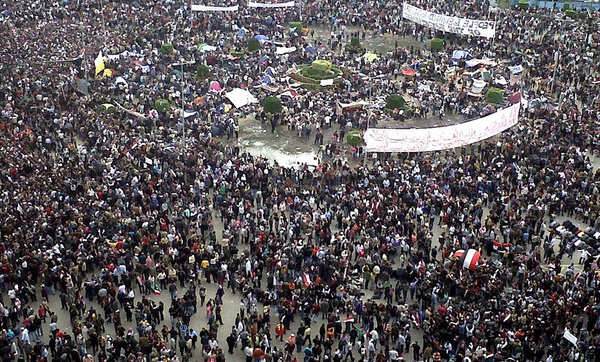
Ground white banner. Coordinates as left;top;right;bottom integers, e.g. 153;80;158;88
191;4;239;11
248;1;295;8
364;103;519;153
563;330;578;347
402;3;496;38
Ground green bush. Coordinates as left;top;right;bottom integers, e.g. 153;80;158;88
430;38;444;52
196;64;210;79
160;43;174;55
263;96;283;114
155;99;171;113
485;88;503;104
386;94;408;110
312;60;332;73
346;129;363;147
247;38;262;52
301;83;319;91
565;9;576;17
350;37;361;48
516;0;529;9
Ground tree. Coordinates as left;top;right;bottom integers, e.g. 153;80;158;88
263;96;283;114
485;88;503;104
160;43;174;55
196;64;210;79
247;38;262;52
386;94;408;111
346;129;363;147
289;21;303;34
430;38;444;52
155;99;171;113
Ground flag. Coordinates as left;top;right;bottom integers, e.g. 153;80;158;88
302;273;312;287
95;51;105;76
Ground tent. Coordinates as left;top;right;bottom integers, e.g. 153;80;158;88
508;65;524;74
236;28;246;37
198;43;217;52
208;81;222;92
305;46;317;54
265;67;276;77
276;46;297;55
452;50;470;61
363;52;379;63
255;35;269;42
471;79;487;94
401;68;416;76
225;88;258;108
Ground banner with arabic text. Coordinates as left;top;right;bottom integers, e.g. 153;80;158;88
248;1;295;8
402;2;495;38
191;4;239;11
364;103;519;153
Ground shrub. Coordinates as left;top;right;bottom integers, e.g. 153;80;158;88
430;38;444;52
263;96;283;114
247;38;262;52
346;129;363;147
386;94;408;110
350;37;361;48
160;43;174;55
155;99;171;113
196;64;210;79
485;88;503;104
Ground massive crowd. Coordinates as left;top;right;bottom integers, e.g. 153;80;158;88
1;0;600;362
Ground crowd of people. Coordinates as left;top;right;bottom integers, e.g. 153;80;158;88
1;0;600;362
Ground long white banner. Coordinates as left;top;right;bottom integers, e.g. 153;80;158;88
402;2;495;38
191;4;239;11
248;1;295;8
364;103;519;153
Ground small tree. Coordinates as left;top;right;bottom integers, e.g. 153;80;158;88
289;21;303;34
430;38;444;52
155;99;171;113
386;94;408;111
346;129;363;147
196;64;210;79
247;38;262;52
263;96;283;114
485;88;503;104
160;43;174;55
350;37;361;48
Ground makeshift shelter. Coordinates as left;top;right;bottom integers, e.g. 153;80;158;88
336;101;369;115
208;81;222;92
225;88;258;108
452;50;470;61
363;52;379;63
471;79;487;94
401;68;416;76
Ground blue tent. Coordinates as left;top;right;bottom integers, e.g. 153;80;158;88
452;50;470;61
306;46;317;54
265;67;276;77
255;35;268;41
236;28;246;37
262;75;273;84
258;55;269;65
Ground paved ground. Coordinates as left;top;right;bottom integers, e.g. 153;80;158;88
11;177;598;362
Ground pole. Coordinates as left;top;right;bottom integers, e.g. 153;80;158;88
181;61;185;149
550;50;559;94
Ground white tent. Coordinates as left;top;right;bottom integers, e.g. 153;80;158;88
225;88;258;108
